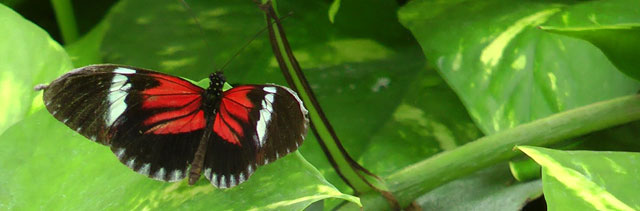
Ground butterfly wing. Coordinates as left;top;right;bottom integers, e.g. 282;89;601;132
202;85;309;188
42;64;206;182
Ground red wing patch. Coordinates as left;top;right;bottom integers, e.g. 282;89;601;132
147;110;206;134
141;74;202;108
141;73;206;134
213;86;256;145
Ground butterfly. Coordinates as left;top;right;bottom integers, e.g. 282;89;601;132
36;64;309;188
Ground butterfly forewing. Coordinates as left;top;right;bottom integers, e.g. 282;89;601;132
41;65;309;188
42;64;206;182
203;85;308;188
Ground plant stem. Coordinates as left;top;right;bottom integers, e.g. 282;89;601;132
50;0;78;44
259;0;394;196
348;94;640;210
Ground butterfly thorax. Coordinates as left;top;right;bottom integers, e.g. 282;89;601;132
202;72;226;115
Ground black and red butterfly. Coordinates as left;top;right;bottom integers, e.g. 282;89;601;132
36;64;308;188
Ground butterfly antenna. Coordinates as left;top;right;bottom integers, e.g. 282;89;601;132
218;11;295;72
217;27;266;73
178;0;218;70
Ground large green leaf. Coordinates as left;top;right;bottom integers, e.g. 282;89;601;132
0;4;72;135
358;68;482;176
0;110;360;210
398;0;640;135
64;20;109;67
101;0;268;81
0;1;361;209
518;146;640;211
540;0;640;81
510;119;640;183
416;164;542;211
323;1;553;209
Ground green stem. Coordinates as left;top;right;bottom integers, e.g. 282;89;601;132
348;94;640;210
260;0;375;193
50;0;78;44
259;1;399;208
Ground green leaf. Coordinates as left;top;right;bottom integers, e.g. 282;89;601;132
509;120;640;182
398;0;640;135
0;110;360;210
539;0;640;81
101;0;268;81
417;164;542;211
0;4;73;135
358;68;482;176
518;146;640;210
65;19;109;67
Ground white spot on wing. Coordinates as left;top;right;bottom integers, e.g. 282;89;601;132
211;173;218;187
121;83;131;90
106;74;132;126
229;176;237;187
138;163;151;176
256;108;271;147
256;91;275;147
220;175;227;188
110;75;127;90
115;148;126;160
126;157;136;168
169;170;183;182
113;67;136;74
261;99;273;113
204;168;212;179
263;86;276;93
239;173;246;184
154;168;167;180
265;94;274;103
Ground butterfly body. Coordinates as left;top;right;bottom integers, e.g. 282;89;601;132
38;64;308;188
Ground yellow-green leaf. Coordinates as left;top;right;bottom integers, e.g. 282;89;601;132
0;4;73;135
518;146;640;211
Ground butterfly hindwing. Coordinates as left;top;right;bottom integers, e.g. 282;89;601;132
42;64;206;182
203;85;308;188
42;65;309;187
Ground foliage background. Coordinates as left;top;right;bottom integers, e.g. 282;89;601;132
1;0;639;210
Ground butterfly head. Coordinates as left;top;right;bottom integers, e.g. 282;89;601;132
208;72;226;94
